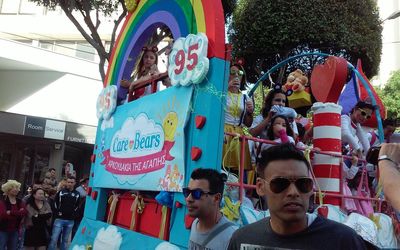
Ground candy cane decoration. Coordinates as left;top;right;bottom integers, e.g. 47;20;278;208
311;102;342;207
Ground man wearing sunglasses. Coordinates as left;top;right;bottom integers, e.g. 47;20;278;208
228;143;367;250
185;168;237;250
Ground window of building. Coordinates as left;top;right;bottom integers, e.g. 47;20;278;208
39;40;55;51
76;42;95;61
1;0;19;14
53;41;76;57
0;146;12;186
19;0;43;15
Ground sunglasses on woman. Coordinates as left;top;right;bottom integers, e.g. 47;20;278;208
358;108;372;119
230;69;244;76
182;188;217;200
261;177;313;194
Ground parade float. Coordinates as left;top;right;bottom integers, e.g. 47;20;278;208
70;0;397;249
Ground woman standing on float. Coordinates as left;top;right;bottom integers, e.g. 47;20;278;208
222;63;254;172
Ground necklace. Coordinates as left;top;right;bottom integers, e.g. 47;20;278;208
228;92;241;119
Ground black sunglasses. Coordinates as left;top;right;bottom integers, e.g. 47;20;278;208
358;108;372;119
261;177;313;194
182;188;217;200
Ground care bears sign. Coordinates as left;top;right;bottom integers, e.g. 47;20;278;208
102;114;166;175
94;86;192;191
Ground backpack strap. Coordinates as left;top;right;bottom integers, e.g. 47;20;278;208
201;221;235;247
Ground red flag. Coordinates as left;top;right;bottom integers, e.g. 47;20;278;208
356;59;386;128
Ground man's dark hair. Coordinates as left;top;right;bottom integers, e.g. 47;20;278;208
351;100;376;113
66;176;76;181
383;119;395;128
49;168;56;172
257;143;310;177
190;168;226;195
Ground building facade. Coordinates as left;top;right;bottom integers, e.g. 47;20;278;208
0;0;111;191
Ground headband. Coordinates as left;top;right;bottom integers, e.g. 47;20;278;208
142;45;158;53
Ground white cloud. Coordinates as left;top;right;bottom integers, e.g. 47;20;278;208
71;245;85;250
101;117;114;131
155;242;181;250
93;225;122;250
110;113;164;158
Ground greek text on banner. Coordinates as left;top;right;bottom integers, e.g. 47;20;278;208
101;149;166;175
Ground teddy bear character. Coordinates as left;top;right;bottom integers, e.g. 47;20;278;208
282;69;309;93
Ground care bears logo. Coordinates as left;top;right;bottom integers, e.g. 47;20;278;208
101;113;168;175
111;113;164;157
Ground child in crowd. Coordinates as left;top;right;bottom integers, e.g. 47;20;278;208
249;86;298;140
258;115;295;152
342;155;359;213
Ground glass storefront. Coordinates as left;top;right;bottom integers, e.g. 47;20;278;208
0;112;96;195
0;133;92;195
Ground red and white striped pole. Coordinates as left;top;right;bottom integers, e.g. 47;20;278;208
311;102;342;207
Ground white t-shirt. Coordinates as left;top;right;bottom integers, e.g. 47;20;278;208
341;114;370;155
225;92;248;126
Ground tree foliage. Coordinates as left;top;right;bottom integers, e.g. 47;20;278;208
379;70;400;119
230;0;382;83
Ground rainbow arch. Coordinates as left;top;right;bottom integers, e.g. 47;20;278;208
104;0;225;88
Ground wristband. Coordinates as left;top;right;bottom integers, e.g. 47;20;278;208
378;155;400;171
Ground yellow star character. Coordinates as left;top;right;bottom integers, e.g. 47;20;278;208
163;112;178;142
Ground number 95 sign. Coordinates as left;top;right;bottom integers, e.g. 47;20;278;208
168;33;209;86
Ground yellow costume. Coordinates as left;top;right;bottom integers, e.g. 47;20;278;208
222;92;252;171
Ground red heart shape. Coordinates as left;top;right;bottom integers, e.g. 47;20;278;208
175;201;182;208
191;147;202;161
317;206;329;218
311;56;348;103
195;116;206;129
184;214;195;229
91;190;98;200
86;187;92;195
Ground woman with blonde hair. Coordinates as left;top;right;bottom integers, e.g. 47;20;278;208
0;180;27;250
120;45;160;101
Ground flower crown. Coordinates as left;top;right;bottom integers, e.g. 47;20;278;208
142;45;158;53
